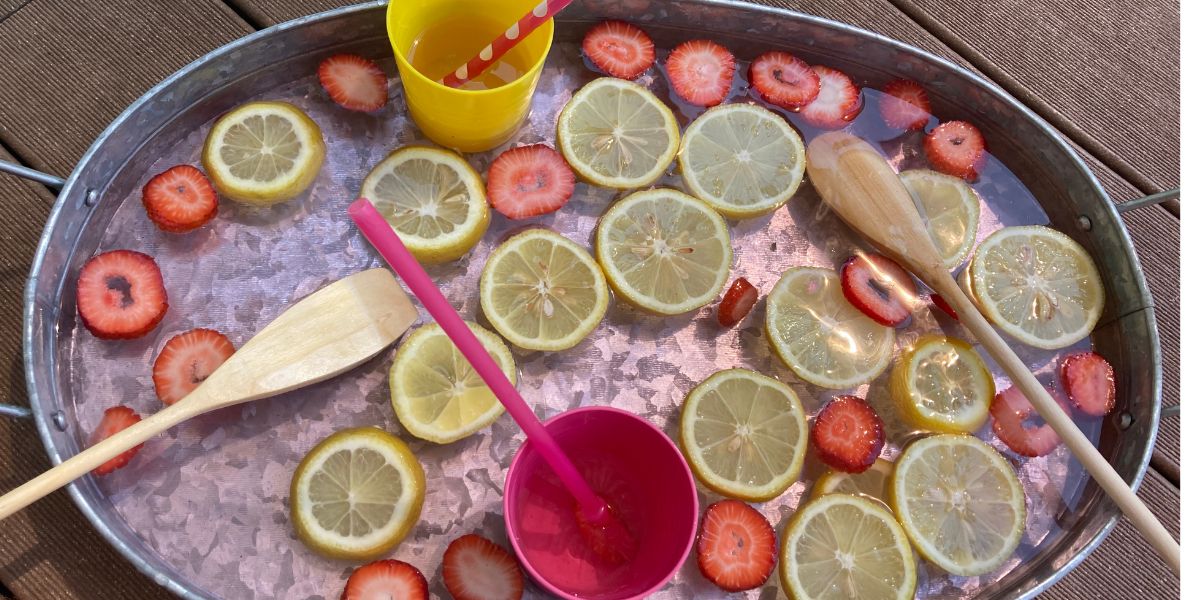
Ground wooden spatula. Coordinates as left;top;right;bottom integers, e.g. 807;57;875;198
0;268;417;520
805;130;1180;575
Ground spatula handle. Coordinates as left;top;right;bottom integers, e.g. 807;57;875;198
934;272;1181;575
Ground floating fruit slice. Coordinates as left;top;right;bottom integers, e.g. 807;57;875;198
152;328;236;406
811;395;885;473
891;334;995;433
556;77;680;189
749;51;819;109
678;103;807;219
318;54;388;112
581;20;655;80
925;120;986;181
202;100;325;205
879;79;932;131
141;165;219;233
780;494;917;600
811;458;894;500
990;385;1066;457
716;277;759;327
765;267;895;389
970;225;1104;349
891;434;1025;576
290;427;425;560
486;144;575;219
442;534;524;600
76;249;168;340
594;188;731;315
341;559;429;600
479;229;609;351
680;369;808;501
1060;351;1116;416
798;66;862;129
90;406;144;476
697;500;777;592
389;322;515;444
840;253;918;327
665;40;736;107
899;169;981;270
360;146;489;264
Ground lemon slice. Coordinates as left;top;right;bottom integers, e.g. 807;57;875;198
969;225;1104;349
899;169;981;269
202;101;326;205
594;188;732;315
891;434;1025;576
891;335;995;433
812;458;894;501
556;77;680;189
479;229;608;351
290;427;425;560
679;368;808;501
390;322;515;444
360;146;489;264
679;103;806;218
765;267;896;389
780;494;917;600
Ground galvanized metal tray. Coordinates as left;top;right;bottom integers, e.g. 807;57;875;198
6;1;1163;598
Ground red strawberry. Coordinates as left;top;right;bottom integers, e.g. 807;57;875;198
930;293;958;320
152;328;236;406
582;21;655;80
878;79;932;131
665;40;735;107
341;559;428;600
748;51;819;109
840;253;917;327
319;54;388;112
76;250;169;340
487;144;575;219
90;406;144;476
812;395;885;473
142;165;219;233
1060;352;1116;417
798;66;862;128
442;534;524;600
716;277;758;327
991;386;1069;457
697;500;777;592
924;120;986;181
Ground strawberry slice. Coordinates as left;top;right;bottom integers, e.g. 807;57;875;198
90;406;144;476
716;277;759;327
991;386;1069;457
697;500;777;592
840;253;917;327
318;54;388;112
878;79;932;131
930;293;958;320
748;51;819;109
76;250;169;340
142;165;219;233
1060;352;1116;417
582;21;655;80
341;559;428;600
442;534;524;600
665;40;735;107
152;328;236;406
798;65;862;129
487;144;575;219
924;120;986;181
812;395;885;473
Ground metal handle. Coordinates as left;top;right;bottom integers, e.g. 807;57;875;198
1116;187;1179;214
0;159;66;191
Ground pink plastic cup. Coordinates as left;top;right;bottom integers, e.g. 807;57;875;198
504;406;698;600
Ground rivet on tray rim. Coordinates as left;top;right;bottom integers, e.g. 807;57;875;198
51;409;67;431
1118;411;1134;430
1077;214;1092;231
83;189;99;208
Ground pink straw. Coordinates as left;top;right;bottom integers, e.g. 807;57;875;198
439;0;572;88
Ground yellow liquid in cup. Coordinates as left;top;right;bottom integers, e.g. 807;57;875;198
408;15;528;90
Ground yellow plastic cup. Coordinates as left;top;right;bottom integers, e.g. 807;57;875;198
386;0;554;153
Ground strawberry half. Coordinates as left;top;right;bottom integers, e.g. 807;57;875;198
486;144;575;219
341;559;428;600
716;277;758;327
90;406;144;476
318;54;388;112
697;500;777;592
665;40;735;107
582;20;655;80
799;65;862;129
142;165;219;233
878;79;932;131
991;386;1069;457
924;120;986;181
812;395;885;473
76;250;169;340
153;328;236;406
840;253;917;327
748;51;819;109
1060;352;1116;417
930;293;958;320
442;534;524;600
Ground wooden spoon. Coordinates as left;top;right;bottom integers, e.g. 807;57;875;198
805;130;1180;575
0;268;417;520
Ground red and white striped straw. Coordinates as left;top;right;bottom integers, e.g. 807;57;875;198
439;0;572;88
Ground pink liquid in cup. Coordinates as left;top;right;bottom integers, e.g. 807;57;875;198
505;407;698;599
